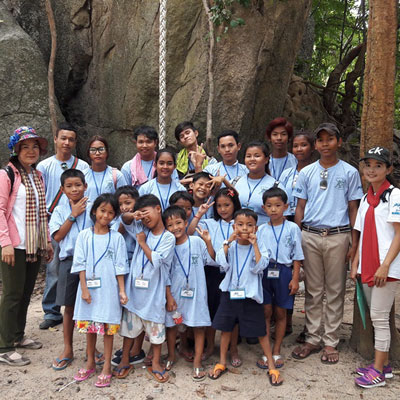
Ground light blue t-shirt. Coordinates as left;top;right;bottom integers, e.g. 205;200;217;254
203;161;248;187
37;155;89;212
165;236;216;328
123;222;175;323
257;221;304;267
294;160;363;228
121;159;180;188
269;152;297;181
279;167;299;216
234;174;286;225
49;204;92;260
216;241;269;304
84;166;127;204
71;228;129;325
192;204;214;222
139;178;187;211
200;218;233;253
111;215;136;263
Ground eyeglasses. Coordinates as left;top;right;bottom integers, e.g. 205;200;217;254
89;147;106;154
320;169;328;190
61;162;68;170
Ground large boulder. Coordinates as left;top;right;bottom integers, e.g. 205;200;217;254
0;2;62;161
4;0;312;165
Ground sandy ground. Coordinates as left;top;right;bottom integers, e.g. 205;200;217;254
1;270;400;400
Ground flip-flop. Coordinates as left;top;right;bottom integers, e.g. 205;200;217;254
269;369;283;386
272;355;284;368
256;355;268;369
179;350;194;362
320;348;339;364
230;356;242;368
192;367;206;382
146;367;169;383
74;368;96;382
112;365;134;379
208;363;228;380
94;374;112;388
52;357;74;371
291;344;321;360
165;360;174;371
95;352;105;366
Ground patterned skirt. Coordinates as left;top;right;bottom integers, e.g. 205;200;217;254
75;320;120;335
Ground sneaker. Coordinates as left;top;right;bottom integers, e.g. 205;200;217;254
111;349;146;366
354;367;386;388
39;319;63;330
356;363;393;379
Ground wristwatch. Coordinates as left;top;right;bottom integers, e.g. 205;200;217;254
68;214;77;222
223;240;231;247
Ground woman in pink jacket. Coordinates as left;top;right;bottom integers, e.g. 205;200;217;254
0;126;53;366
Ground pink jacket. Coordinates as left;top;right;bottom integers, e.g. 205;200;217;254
0;163;50;248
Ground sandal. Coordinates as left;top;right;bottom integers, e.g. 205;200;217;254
230;356;242;368
112;365;134;379
320;348;339;364
291;343;321;360
208;363;228;380
74;368;96;382
296;331;307;344
268;369;283;386
192;367;206;382
95;352;105;366
272;354;284;368
52;356;74;371
15;337;42;350
0;351;30;366
256;355;268;369
94;373;112;388
146;367;169;383
165;360;174;371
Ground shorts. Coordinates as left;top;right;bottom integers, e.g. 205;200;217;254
262;262;294;309
56;257;79;307
205;265;224;320
212;292;266;337
120;309;165;344
76;320;120;335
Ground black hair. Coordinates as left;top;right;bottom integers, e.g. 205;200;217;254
114;185;139;200
192;171;212;184
90;193;119;223
60;169;86;186
245;141;270;175
169;190;195;206
8;155;36;172
174;121;198;142
213;188;241;221
56;122;76;137
262;187;288;204
133;125;159;142
233;208;258;224
155;148;176;165
86;135;109;162
217;130;239;145
134;194;161;211
162;205;187;226
292;130;314;148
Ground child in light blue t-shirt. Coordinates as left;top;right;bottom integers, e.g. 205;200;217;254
120;195;175;384
163;206;216;381
72;193;129;388
258;187;303;369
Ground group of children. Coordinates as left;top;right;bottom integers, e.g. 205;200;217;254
47;119;399;390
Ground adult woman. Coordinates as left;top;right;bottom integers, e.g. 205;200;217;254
84;135;127;204
0;126;54;366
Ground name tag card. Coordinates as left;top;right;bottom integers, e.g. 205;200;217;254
87;278;101;289
230;288;246;300
135;278;149;289
267;268;280;279
180;287;195;298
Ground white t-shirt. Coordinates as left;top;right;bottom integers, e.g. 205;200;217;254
354;186;400;279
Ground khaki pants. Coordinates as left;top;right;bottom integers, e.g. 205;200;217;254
302;231;350;348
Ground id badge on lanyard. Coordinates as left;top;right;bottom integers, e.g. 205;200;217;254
267;266;280;279
135;276;150;289
180;287;195;298
86;277;102;289
230;288;246;300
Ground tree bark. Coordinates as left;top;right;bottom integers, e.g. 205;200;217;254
351;0;399;363
45;0;57;138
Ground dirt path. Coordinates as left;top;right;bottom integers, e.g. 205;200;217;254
1;271;399;399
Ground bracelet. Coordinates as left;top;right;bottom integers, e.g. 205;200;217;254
194;214;201;219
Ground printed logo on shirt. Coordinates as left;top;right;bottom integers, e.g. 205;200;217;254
296;188;302;193
392;203;400;215
284;235;293;248
335;178;346;190
105;249;114;260
191;254;200;266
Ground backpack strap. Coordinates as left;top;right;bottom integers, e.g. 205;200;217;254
112;167;117;189
3;166;15;195
48;157;79;214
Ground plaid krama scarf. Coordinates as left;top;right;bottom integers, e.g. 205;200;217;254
19;168;48;261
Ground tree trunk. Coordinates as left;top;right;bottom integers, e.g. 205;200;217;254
45;0;57;138
351;0;399;363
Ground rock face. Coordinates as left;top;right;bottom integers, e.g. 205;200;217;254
0;2;62;162
3;0;312;166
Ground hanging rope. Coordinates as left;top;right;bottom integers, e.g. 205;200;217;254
159;0;167;149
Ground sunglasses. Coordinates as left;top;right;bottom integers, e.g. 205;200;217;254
320;169;328;190
89;147;106;154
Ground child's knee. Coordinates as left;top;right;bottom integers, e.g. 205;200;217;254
274;307;287;321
